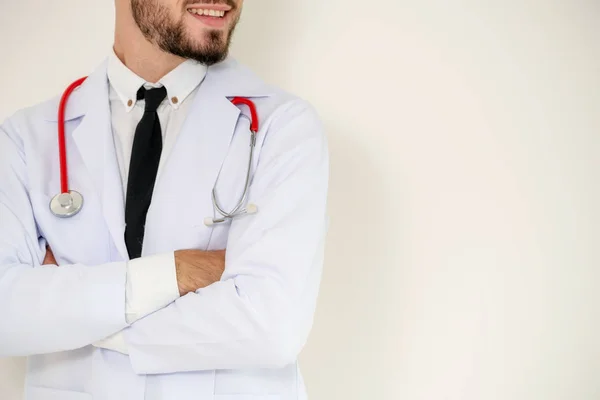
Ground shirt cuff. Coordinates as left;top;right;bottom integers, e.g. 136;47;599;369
125;251;180;323
94;332;129;355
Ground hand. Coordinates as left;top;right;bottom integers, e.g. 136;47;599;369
43;246;57;265
174;250;226;296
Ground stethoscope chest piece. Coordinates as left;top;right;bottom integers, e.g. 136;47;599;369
50;191;84;218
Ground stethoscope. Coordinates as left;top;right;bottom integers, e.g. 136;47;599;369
51;77;259;227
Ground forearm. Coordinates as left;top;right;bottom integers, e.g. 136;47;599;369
124;276;304;374
0;258;128;357
93;249;225;355
175;249;226;296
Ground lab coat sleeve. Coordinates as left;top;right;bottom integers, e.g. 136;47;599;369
124;100;329;374
0;119;129;357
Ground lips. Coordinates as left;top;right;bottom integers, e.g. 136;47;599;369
185;2;236;29
187;8;231;28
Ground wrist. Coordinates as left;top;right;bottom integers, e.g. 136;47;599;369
175;250;193;296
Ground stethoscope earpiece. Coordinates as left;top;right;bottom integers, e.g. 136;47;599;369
246;204;258;215
203;204;260;227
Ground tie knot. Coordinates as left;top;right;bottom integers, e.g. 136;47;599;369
137;86;168;112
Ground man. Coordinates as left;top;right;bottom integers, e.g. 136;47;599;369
0;1;329;399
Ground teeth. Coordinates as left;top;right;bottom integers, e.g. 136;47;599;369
188;9;226;17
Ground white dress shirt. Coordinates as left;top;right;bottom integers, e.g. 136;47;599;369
94;50;208;353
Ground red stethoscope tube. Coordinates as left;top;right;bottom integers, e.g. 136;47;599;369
58;77;87;194
230;97;259;133
56;77;260;199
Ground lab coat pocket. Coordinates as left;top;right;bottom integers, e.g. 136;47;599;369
25;387;92;400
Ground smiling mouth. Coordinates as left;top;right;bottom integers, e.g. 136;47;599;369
187;8;227;18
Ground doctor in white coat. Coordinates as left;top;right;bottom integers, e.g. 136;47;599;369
0;0;329;399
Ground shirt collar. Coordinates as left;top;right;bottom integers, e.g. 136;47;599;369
107;50;208;112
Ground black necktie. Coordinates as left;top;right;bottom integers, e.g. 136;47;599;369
124;86;168;259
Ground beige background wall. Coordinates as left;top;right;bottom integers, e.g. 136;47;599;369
1;1;599;399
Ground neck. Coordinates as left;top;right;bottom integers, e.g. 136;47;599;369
113;9;185;83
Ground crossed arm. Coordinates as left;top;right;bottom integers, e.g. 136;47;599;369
41;247;227;356
0;101;329;374
42;247;226;300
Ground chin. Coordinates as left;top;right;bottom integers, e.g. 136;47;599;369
188;26;225;40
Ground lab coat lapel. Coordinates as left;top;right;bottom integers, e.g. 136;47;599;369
158;57;273;199
180;85;242;194
153;78;241;218
71;66;129;260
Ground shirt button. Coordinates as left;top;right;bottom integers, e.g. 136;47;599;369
127;99;133;107
171;96;179;105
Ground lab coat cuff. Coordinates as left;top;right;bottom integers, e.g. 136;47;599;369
125;252;179;323
93;331;130;355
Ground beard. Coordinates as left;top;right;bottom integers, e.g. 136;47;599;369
131;0;239;66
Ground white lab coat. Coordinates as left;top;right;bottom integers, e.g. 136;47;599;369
0;57;329;400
